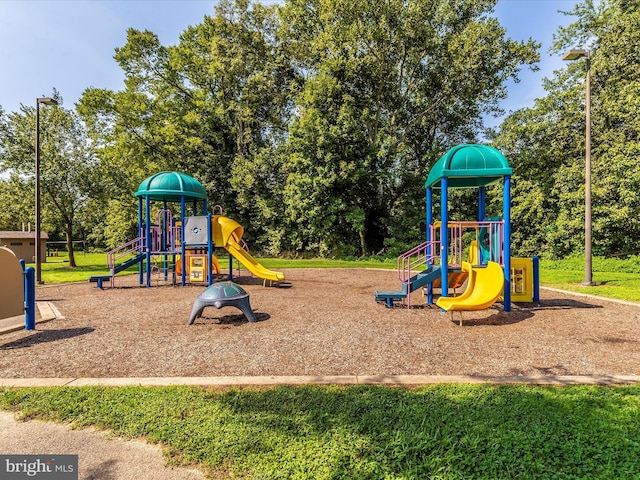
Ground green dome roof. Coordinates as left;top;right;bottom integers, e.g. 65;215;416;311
135;171;207;202
425;144;512;189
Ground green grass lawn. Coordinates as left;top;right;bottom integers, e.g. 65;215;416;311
539;255;640;303
35;251;640;303
32;251;396;284
1;384;639;479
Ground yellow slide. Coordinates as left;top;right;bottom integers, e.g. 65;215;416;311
436;261;503;319
212;216;285;282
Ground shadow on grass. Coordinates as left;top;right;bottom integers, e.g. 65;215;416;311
1;384;639;479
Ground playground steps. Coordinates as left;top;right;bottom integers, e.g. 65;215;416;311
89;253;147;289
374;266;442;305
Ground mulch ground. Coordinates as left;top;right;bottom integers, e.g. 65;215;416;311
1;268;639;378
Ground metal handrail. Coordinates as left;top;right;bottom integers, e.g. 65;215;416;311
398;240;440;285
432;220;504;267
107;237;143;270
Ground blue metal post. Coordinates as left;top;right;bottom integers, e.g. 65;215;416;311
24;265;35;330
145;196;151;288
533;256;540;302
181;196;186;286
163;201;168;281
503;176;512;312
440;178;449;299
426;187;434;305
138;197;143;285
478;186;486;221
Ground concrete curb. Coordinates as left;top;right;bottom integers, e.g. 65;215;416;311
0;302;60;335
1;375;639;388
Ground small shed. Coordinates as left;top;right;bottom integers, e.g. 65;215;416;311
0;231;48;263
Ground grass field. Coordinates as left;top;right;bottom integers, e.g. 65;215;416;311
33;252;396;284
1;384;639;479
539;255;640;302
34;251;640;303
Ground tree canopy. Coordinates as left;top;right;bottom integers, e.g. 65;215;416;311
0;94;98;265
76;0;538;256
491;0;640;258
4;0;636;261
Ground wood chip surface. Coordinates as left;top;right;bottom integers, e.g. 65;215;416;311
1;269;638;378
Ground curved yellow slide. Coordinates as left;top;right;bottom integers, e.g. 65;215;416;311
436;261;503;312
213;216;285;282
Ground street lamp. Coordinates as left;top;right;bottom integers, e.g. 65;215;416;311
35;96;58;285
562;49;594;286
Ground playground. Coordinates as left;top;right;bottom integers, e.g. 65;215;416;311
1;145;639;380
1;267;639;379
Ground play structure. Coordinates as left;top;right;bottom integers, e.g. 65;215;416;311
0;246;36;330
90;171;284;288
375;144;539;316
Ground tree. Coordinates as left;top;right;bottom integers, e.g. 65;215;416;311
0;95;98;266
492;0;640;258
78;0;297;249
0;173;34;232
77;0;540;256
277;0;539;255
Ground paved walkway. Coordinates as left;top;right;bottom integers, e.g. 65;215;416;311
1;374;640;388
0;302;61;335
0;412;203;480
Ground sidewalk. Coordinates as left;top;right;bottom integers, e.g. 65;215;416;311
0;302;61;335
0;412;203;480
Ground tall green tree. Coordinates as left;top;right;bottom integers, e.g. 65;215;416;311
0;96;98;266
0;174;33;231
78;0;296;249
493;0;640;258
78;0;540;256
278;0;539;255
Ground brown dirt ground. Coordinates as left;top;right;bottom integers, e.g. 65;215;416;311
1;268;639;378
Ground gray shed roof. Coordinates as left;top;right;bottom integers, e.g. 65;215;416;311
0;231;49;239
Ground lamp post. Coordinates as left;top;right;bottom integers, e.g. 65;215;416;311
562;48;594;286
35;96;58;285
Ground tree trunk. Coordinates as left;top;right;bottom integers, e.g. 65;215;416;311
66;223;76;267
359;229;366;257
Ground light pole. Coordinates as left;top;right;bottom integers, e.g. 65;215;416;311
562;48;594;286
35;96;58;285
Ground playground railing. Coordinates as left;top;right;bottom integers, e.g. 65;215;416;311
108;237;143;271
432;220;504;267
398;240;440;286
148;225;181;253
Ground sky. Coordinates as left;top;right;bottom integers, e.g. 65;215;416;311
0;0;581;128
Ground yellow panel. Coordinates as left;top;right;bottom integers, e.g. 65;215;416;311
189;256;207;283
0;246;24;319
510;257;534;302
